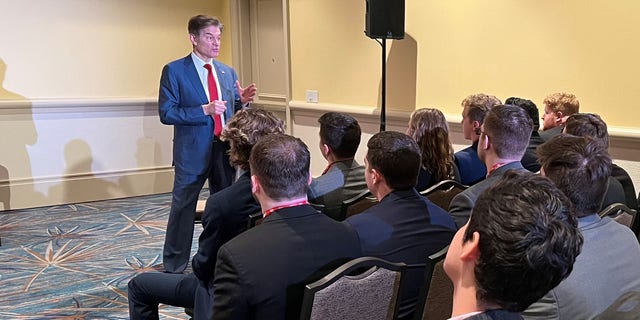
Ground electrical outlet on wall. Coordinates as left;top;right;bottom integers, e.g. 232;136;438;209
306;90;319;103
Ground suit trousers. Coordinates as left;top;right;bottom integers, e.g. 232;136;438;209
128;272;199;320
163;138;235;273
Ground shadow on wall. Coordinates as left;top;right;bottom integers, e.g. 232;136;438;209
0;57;45;211
48;139;118;204
377;33;418;114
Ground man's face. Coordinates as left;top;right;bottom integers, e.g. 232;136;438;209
190;25;221;61
461;106;474;141
542;106;559;131
364;156;375;193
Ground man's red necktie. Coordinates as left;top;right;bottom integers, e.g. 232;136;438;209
204;63;222;136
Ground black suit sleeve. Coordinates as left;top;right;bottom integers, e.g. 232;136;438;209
212;246;249;320
192;196;226;286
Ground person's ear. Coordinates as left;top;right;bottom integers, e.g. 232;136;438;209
251;175;260;194
460;231;480;262
481;133;490;151
370;168;382;186
189;33;198;46
472;121;481;134
555;111;564;123
308;172;313;186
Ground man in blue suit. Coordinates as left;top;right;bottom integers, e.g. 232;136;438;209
454;93;501;186
159;14;256;273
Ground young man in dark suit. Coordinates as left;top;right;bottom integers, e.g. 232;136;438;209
128;109;284;320
344;131;457;320
159;15;257;273
211;134;361;319
445;171;582;320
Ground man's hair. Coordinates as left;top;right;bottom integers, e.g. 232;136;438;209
505;97;540;131
221;109;285;171
318;112;361;159
543;92;579;116
483;105;533;159
461;93;502;123
464;170;583;312
537;135;612;217
366;131;421;190
188;15;224;35
564;113;609;148
407;108;454;181
249;134;310;200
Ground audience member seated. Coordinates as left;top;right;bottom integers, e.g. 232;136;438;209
455;93;502;186
449;105;531;228
127;109;285;320
308;112;368;220
344;131;457;320
539;92;579;141
563;112;636;210
407;108;457;191
523;135;640;319
445;171;583;320
211;134;361;319
505;97;544;172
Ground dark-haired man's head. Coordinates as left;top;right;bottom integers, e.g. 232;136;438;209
365;131;420;200
542;92;580;131
221;109;285;171
460;94;502;142
537;135;612;217
563;113;609;148
444;171;583;315
505;97;540;132
318;112;361;162
478;105;533;163
249;134;310;202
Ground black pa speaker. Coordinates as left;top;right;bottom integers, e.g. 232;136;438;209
365;0;405;39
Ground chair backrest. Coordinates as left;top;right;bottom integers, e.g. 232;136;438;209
341;190;377;220
299;257;406;320
246;212;264;229
413;245;453;320
420;180;468;211
594;291;640;320
598;202;639;235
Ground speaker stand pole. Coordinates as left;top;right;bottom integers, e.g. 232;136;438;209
379;37;387;132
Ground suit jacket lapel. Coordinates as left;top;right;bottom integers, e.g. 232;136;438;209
212;60;233;102
183;55;208;104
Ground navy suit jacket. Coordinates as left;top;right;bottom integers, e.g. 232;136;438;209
454;141;486;186
345;189;457;320
211;205;361;320
158;55;242;176
308;159;367;220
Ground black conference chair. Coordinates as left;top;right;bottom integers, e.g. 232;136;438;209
420;180;468;211
299;257;406;320
341;190;377;220
413;245;452;320
598;202;639;237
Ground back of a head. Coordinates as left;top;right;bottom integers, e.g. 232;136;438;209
505;97;540;132
465;170;583;312
366;131;421;190
407;108;454;181
537;135;612;217
543;92;580;116
462;93;502;123
318;112;361;159
249;134;310;200
222;109;285;171
564;113;609;148
483;105;533;159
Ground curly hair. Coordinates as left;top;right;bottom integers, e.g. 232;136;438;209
543;92;579;115
220;109;285;171
465;170;583;311
407;108;454;181
461;93;502;123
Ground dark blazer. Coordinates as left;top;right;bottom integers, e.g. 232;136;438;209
466;310;523;320
159;55;242;176
539;125;563;142
211;205;361;320
521;131;544;172
344;189;457;320
454;141;486;186
308;159;367;220
449;162;527;228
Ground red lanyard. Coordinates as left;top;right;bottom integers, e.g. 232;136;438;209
263;200;309;218
488;162;506;176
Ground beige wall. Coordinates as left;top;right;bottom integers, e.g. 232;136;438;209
289;1;640;129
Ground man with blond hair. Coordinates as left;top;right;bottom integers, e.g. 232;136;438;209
539;92;579;141
454;93;502;185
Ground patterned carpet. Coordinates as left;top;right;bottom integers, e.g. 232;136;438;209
0;192;205;319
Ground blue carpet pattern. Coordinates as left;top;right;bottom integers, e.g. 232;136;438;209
0;192;205;319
